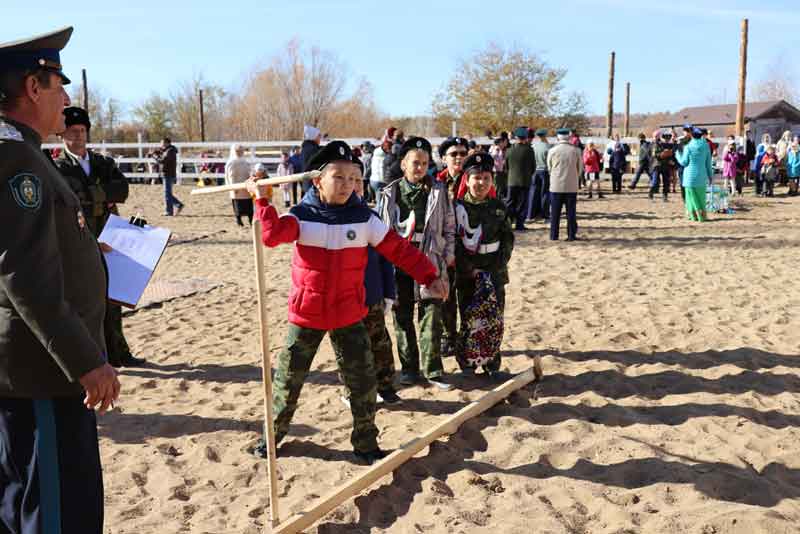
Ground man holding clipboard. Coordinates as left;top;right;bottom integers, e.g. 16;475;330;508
54;105;146;368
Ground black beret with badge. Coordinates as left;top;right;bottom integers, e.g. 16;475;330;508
462;152;495;174
0;27;73;89
350;153;364;175
398;136;432;161
305;140;353;171
63;106;90;130
438;136;469;157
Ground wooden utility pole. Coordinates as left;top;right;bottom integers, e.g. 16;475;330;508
624;82;631;137
82;69;90;143
606;51;615;137
735;19;748;139
198;89;206;142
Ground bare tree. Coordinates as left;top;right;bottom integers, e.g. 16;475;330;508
229;39;384;140
68;84;125;141
752;56;799;104
170;73;230;141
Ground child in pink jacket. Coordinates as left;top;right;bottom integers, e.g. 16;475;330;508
723;141;741;196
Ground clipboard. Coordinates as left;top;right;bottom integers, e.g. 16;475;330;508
98;214;172;308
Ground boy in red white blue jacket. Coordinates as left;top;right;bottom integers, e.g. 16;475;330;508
247;141;447;465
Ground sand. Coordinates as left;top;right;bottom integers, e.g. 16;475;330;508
99;181;800;534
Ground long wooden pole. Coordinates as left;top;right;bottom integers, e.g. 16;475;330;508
273;367;539;534
735;19;749;138
624;82;631;137
82;69;90;143
606;51;615;138
252;220;281;528
190;170;320;196
199;89;206;142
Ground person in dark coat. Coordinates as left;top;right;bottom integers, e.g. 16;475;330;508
300;124;322;192
0;26;120;534
54;106;145;368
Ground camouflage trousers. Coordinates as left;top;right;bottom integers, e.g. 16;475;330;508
393;271;444;379
272;322;379;453
338;303;396;393
455;275;506;372
441;265;460;353
364;303;396;392
104;303;132;366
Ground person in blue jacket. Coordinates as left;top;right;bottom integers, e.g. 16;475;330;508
352;159;401;404
676;127;713;222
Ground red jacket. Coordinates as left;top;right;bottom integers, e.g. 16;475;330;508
582;148;602;173
255;190;438;330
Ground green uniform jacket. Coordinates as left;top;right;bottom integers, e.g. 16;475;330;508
505;143;536;188
0;118;107;398
454;196;514;286
53;149;130;237
532;141;551;171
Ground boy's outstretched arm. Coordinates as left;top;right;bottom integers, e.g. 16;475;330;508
248;178;299;247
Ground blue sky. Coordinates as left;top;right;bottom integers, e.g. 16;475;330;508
4;0;799;119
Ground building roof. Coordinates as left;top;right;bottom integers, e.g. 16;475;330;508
660;100;800;127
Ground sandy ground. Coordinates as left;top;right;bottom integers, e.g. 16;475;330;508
99;179;800;534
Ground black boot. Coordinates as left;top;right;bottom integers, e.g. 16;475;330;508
354;448;389;465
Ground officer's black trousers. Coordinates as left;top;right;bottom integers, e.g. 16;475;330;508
505;186;528;230
550;193;578;240
0;396;103;534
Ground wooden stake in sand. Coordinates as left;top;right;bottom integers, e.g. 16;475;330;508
735;18;749;139
189;170;321;196
251;220;281;528
272;367;539;534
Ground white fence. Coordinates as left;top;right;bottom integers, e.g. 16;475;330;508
44;135;719;183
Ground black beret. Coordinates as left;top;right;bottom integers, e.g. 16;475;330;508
305;140;353;171
462;152;494;174
438;136;469;157
63;106;90;130
350;154;364;175
0;27;73;85
399;136;432;161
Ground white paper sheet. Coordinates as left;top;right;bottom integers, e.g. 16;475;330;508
98;214;171;308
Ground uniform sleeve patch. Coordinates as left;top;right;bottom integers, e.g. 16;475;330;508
8;173;42;210
0;123;23;142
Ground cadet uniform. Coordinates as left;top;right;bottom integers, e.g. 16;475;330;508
253;141;438;465
454;154;514;373
54;106;142;368
381;138;456;390
0;27;107;534
435;137;468;357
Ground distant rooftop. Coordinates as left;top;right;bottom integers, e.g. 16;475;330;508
660;100;800;127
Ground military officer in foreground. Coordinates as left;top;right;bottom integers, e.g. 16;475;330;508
0;27;120;533
54;105;146;367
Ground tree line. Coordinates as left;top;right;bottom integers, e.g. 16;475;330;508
77;40;796;144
